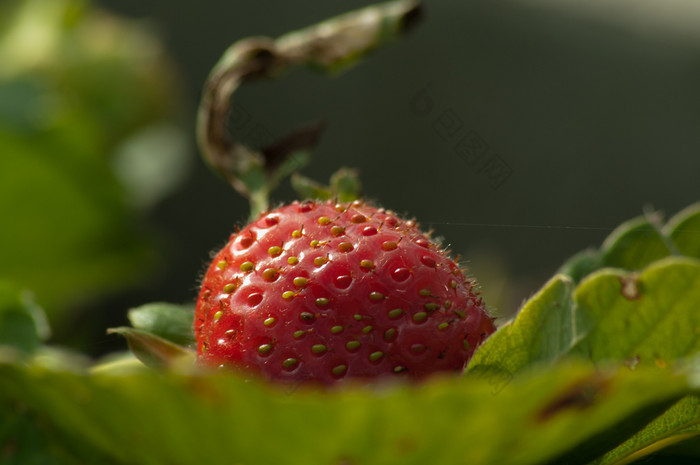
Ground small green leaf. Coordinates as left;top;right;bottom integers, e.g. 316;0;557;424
127;302;195;347
107;327;194;370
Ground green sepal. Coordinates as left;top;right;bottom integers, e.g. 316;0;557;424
127;302;195;347
107;327;194;370
291;167;362;202
330;167;363;202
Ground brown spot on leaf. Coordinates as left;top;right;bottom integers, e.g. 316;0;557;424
535;374;611;422
624;355;640;370
396;435;418;454
619;275;642;300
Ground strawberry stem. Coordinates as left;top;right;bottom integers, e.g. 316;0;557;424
196;0;423;220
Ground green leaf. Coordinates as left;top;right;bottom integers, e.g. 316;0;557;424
106;327;194;370
594;395;700;465
570;257;700;366
599;215;673;271
127;302;195;347
471;256;700;376
565;258;700;459
466;274;589;380
557;249;602;283
471;257;700;463
0;360;693;465
665;203;700;260
0;281;49;355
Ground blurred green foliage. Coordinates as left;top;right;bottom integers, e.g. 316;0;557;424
3;253;700;464
0;0;188;325
0;280;48;356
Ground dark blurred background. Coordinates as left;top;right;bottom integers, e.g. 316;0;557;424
2;0;699;354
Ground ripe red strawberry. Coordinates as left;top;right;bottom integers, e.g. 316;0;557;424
194;199;495;385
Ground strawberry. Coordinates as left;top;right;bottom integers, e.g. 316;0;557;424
194;199;495;385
